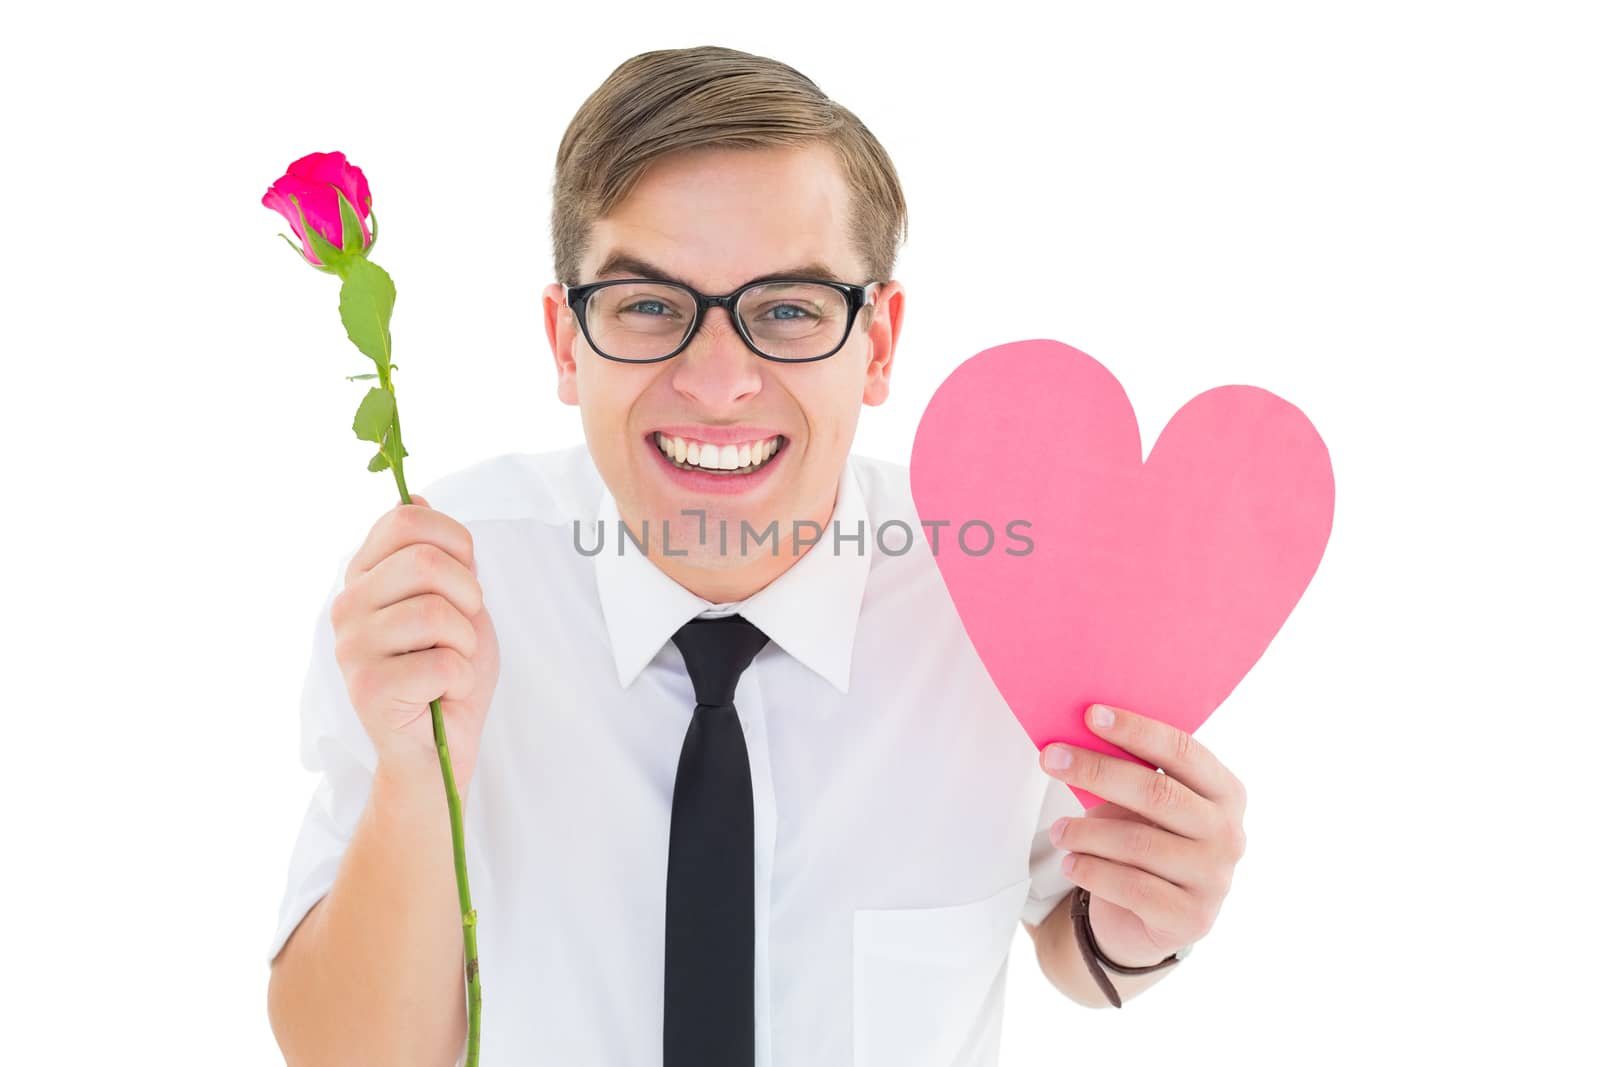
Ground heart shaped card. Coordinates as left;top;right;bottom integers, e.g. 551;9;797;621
909;339;1335;808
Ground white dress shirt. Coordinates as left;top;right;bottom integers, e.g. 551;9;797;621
268;442;1085;1067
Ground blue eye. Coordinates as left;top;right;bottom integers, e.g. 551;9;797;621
765;304;815;320
622;300;673;316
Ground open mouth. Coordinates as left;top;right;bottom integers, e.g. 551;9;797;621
650;432;788;476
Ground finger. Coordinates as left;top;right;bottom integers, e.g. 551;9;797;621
1040;744;1211;839
388;495;479;576
369;645;476;716
1084;704;1242;806
1062;852;1190;935
1051;814;1213;892
352;541;485;621
346;498;475;582
368;592;480;662
1082;800;1144;823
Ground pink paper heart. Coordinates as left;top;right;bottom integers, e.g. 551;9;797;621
909;339;1335;809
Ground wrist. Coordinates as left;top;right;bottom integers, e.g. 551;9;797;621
1090;929;1173;971
375;752;474;811
1066;885;1185;1008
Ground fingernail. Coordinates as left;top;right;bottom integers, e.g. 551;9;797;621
1043;745;1073;771
1050;817;1072;845
1090;704;1114;729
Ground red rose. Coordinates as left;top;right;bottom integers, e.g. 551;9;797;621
261;150;372;265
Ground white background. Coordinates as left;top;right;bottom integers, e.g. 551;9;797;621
2;1;1595;1063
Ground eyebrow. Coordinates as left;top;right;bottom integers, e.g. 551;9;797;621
593;251;847;288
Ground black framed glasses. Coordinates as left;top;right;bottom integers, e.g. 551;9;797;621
564;276;880;364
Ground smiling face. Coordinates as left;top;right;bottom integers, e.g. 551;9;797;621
543;143;905;603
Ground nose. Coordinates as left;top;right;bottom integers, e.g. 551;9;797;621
669;305;764;405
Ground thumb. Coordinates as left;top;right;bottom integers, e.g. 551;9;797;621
409;493;431;509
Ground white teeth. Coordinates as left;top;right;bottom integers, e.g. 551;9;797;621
653;433;784;473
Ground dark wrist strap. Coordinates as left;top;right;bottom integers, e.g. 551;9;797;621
1067;884;1183;1008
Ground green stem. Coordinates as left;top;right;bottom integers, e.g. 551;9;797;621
380;370;482;1066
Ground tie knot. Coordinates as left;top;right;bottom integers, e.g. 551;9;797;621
670;614;770;708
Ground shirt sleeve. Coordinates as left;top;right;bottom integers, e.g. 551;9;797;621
1019;771;1087;927
266;550;379;965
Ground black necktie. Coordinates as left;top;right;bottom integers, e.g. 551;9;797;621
663;613;770;1067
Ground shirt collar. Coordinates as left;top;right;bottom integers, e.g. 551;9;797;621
592;456;871;695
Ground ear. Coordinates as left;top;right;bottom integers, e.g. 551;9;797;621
861;280;905;407
544;282;580;406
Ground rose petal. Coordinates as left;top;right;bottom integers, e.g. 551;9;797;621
286;150;351;186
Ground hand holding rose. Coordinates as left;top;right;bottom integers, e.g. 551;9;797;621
263;151;482;1065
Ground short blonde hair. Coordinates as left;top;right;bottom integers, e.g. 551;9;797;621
551;45;908;288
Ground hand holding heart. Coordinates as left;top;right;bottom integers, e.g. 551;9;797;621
1040;703;1247;967
908;338;1331;968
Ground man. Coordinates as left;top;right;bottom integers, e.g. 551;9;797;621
266;45;1246;1066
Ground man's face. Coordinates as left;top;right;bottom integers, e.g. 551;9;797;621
543;143;905;574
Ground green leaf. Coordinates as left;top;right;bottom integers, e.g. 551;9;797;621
352;386;396;443
338;256;396;370
345;372;378;381
336;187;365;254
366;203;379;255
367;450;391;472
290;193;346;270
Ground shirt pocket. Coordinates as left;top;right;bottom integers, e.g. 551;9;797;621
851;875;1031;1067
